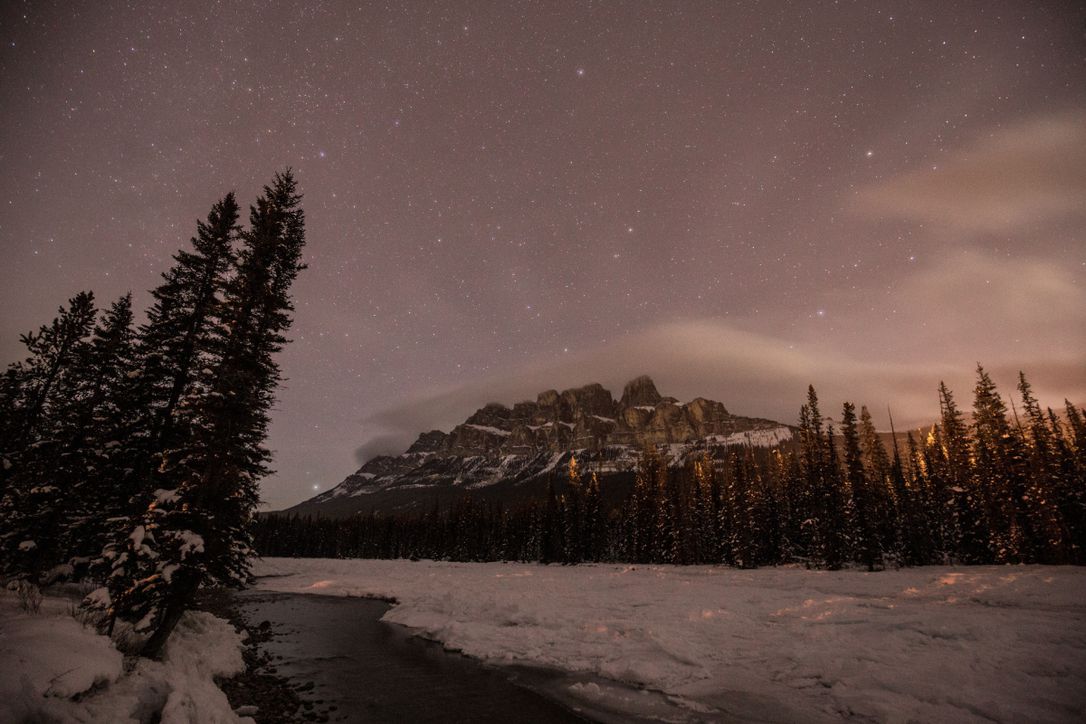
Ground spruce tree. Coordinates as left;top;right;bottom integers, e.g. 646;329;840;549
136;193;240;482
64;295;140;570
971;366;1028;562
562;455;583;563
858;406;897;557
0;292;98;580
583;470;604;562
842;402;881;570
821;424;851;569
1015;373;1068;561
107;172;305;657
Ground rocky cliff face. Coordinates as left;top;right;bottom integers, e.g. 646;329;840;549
288;376;795;517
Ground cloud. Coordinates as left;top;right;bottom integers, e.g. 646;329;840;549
855;112;1086;232
352;247;1085;465
887;247;1085;358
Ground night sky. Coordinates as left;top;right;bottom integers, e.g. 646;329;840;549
2;1;1084;510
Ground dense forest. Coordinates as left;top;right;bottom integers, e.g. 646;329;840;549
0;171;306;657
257;372;1086;569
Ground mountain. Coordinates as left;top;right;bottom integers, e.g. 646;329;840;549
283;375;795;518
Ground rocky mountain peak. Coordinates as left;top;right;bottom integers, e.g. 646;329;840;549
290;374;797;517
620;375;662;408
406;430;448;454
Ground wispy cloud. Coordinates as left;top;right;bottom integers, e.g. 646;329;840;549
855;112;1086;232
357;255;1086;461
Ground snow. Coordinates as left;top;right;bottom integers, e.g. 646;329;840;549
0;587;251;724
254;558;1086;723
464;423;512;436
706;425;794;448
175;530;206;559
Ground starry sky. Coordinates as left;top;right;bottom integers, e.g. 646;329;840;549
2;1;1084;510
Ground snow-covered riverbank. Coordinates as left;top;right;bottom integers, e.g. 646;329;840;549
0;586;249;723
255;558;1086;723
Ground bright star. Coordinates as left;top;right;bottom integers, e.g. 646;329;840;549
576;68;585;77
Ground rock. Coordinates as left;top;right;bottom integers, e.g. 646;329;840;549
406;430;448;454
620;375;662;408
288;375;797;517
560;383;616;420
465;402;513;429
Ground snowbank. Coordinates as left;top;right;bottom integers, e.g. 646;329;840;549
255;558;1086;723
0;587;250;723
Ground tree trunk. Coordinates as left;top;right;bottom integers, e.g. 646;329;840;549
139;574;199;659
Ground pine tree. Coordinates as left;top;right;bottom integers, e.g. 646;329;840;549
821;424;851;569
562;455;583;563
970;366;1025;562
629;444;663;563
858;406;897;558
541;478;562;564
0;292;98;580
935;382;985;562
886;410;909;564
691;453;718;563
63;295;140;571
900;432;935;564
108;172;305;657
1015;373;1068;561
842;402;881;570
0;364;27;494
1047;407;1085;560
95;195;241;637
583;470;604;562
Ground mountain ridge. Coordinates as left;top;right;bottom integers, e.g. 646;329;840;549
284;375;796;518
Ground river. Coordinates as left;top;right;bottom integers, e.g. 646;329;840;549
231;590;596;723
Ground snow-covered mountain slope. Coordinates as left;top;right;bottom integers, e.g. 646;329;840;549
284;376;796;518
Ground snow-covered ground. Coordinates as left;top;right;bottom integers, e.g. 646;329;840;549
255;558;1086;723
0;586;249;724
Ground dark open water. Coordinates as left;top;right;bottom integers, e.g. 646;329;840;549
232;590;594;723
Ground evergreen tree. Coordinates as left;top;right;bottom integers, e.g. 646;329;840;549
107;172;305;657
821;425;851;569
899;432;934;564
629;444;663;563
885;411;910;564
562;455;583;563
583;470;604;562
970;366;1026;562
0;292;98;579
858;406;896;557
57;294;140;571
1015;373;1068;561
842;402;881;570
140;193;240;457
541;478;562;564
691;453;719;563
935;383;986;562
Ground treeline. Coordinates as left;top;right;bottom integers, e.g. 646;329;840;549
257;370;1086;569
0;171;306;656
